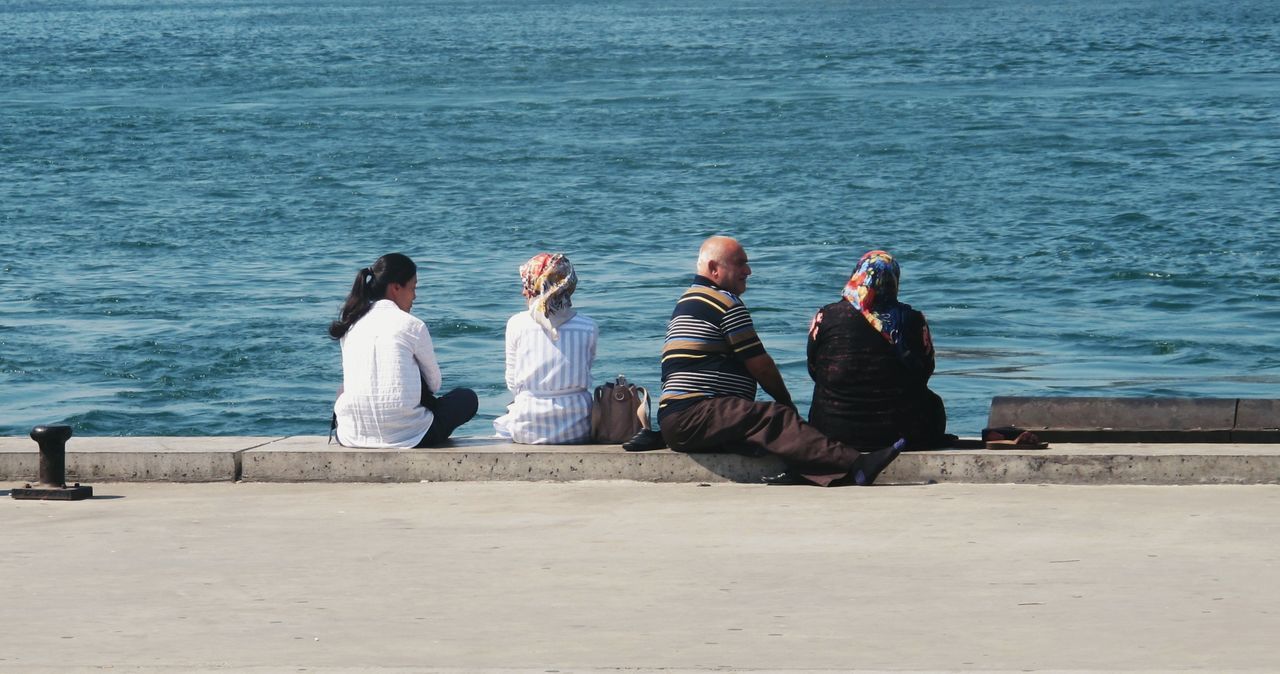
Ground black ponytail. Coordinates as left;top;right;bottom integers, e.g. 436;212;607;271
328;253;418;339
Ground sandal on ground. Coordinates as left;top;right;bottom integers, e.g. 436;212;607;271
985;430;1048;449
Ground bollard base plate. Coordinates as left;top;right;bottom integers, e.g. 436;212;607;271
12;484;94;501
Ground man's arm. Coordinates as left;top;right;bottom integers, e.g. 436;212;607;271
744;352;794;409
719;300;794;408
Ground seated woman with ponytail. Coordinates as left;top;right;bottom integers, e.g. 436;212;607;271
329;253;478;448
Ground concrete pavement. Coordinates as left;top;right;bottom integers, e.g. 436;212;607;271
2;481;1279;672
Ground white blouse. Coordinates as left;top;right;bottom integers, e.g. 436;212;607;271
334;299;442;448
494;311;597;444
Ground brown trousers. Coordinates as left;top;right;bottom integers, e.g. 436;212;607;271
660;397;865;486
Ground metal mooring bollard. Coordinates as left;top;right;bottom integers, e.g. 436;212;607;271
11;425;93;501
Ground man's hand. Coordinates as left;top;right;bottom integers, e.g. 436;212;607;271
743;352;794;408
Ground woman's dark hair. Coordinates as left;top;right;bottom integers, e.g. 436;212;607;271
328;253;418;339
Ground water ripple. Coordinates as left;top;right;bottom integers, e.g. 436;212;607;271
1;0;1277;436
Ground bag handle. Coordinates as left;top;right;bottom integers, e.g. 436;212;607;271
591;383;607;441
634;386;651;430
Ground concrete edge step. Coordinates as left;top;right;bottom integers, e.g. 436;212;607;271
988;397;1280;441
4;436;1280;485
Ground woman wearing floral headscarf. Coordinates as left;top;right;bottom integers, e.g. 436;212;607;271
493;253;598;444
806;250;948;449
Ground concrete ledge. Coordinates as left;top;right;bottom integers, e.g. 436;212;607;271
239;436;786;483
239;437;1280;485
0;436;282;483
988;396;1280;442
1237;399;1280;442
5;436;1280;485
891;445;1280;485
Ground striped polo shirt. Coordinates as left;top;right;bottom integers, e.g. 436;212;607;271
658;275;766;421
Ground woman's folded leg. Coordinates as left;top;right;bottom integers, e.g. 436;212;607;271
417;388;480;447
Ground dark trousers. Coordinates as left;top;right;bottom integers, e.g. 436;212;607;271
416;388;479;447
660;397;865;486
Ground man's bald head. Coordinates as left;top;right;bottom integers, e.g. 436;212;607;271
697;236;741;271
696;235;751;295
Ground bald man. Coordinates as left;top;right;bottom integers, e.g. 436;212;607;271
657;236;901;486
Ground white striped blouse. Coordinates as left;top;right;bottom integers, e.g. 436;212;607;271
493;311;598;444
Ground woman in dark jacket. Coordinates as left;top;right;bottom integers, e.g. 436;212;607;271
806;250;947;449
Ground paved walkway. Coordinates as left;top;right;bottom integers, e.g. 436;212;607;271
3;481;1280;672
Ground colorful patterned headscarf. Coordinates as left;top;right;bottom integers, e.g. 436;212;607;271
842;250;904;346
520;252;578;340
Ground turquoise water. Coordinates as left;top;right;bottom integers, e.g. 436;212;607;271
2;0;1278;438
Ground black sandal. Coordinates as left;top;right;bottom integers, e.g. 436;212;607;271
622;428;667;452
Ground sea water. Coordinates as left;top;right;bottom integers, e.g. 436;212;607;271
2;0;1277;438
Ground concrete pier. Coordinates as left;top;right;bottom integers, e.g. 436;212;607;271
4;435;1280;484
3;481;1279;672
988;396;1280;443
